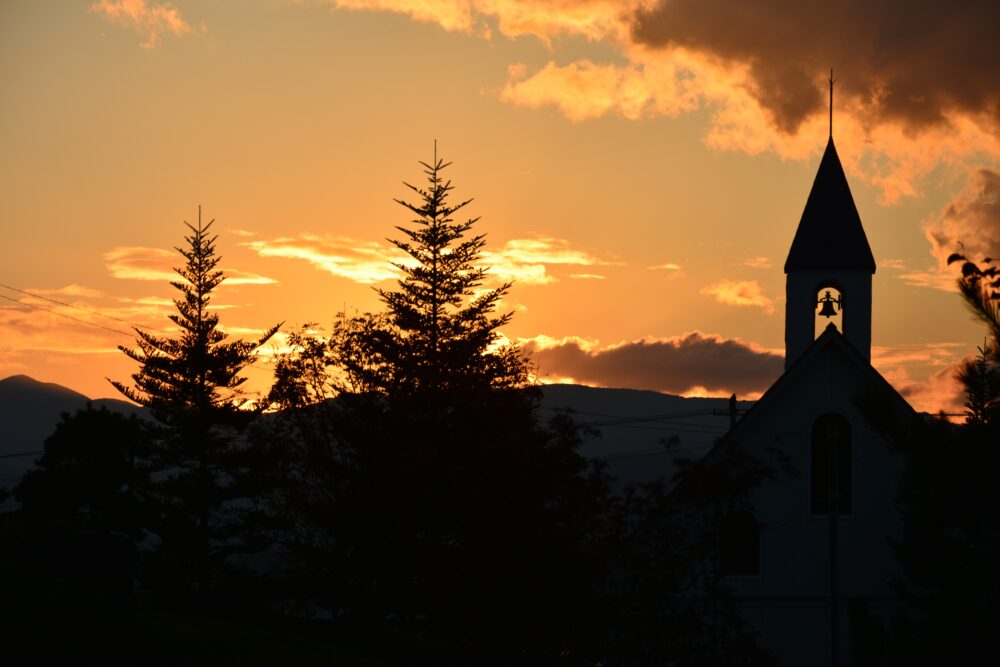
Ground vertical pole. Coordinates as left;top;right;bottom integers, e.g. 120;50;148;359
729;394;738;428
829;69;834;139
828;422;840;667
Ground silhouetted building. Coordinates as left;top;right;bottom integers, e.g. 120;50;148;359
715;134;914;666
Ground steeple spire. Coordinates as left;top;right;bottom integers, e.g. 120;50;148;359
829;69;836;139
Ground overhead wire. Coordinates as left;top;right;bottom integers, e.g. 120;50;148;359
0;282;170;333
0;284;275;372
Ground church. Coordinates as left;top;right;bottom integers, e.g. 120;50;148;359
712;124;917;665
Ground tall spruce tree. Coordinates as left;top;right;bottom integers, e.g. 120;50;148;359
374;145;527;396
111;207;279;599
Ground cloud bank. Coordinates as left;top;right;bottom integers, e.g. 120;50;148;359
327;0;1000;203
523;331;784;397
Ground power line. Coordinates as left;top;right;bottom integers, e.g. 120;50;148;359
0;290;275;373
597;439;717;461
0;282;169;333
541;405;720;422
0;293;133;337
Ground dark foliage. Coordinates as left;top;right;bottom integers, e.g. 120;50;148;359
595;438;783;667
255;154;615;662
5;176;782;664
16;404;152;535
856;252;1000;665
7;405;154;599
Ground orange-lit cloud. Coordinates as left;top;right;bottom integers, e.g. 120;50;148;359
632;0;1000;135
503;52;1000;203
243;235;402;284
647;262;684;280
326;0;646;42
881;365;965;417
501;58;699;122
873;342;970;415
872;342;968;369
244;234;607;286
481;237;610;285
90;0;191;49
700;279;774;314
328;1;1000;203
883;168;1000;291
743;256;771;269
104;246;277;285
522;330;783;396
923;168;1000;273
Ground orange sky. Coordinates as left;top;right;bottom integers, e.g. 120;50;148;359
2;0;999;413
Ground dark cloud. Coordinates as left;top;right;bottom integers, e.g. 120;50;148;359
526;332;783;396
925;168;1000;267
632;0;1000;133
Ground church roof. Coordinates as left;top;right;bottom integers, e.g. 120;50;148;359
667;325;917;503
725;324;914;445
784;138;876;274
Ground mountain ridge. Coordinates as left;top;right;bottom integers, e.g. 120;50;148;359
0;375;744;491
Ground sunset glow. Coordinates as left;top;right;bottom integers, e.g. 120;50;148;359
3;0;999;415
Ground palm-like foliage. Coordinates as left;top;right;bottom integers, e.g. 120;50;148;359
948;252;1000;423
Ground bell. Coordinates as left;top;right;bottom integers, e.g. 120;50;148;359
817;291;840;318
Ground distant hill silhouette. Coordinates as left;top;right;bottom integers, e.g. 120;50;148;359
0;375;749;495
0;375;141;493
540;384;751;487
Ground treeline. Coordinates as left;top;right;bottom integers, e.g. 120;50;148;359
0;154;774;666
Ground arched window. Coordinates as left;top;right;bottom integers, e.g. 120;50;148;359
720;508;760;576
811;413;852;514
815;285;844;338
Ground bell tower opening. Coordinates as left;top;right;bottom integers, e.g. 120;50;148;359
815;286;843;337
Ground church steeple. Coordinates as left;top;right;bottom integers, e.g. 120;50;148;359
784;138;876;273
784;79;876;368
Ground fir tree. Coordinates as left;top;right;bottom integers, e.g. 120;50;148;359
374;145;527;396
111;207;279;599
112;208;278;423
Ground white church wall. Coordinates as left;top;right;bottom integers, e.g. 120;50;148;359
726;342;906;665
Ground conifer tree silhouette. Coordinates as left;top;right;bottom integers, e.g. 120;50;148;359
112;210;278;420
111;208;279;599
369;147;526;396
